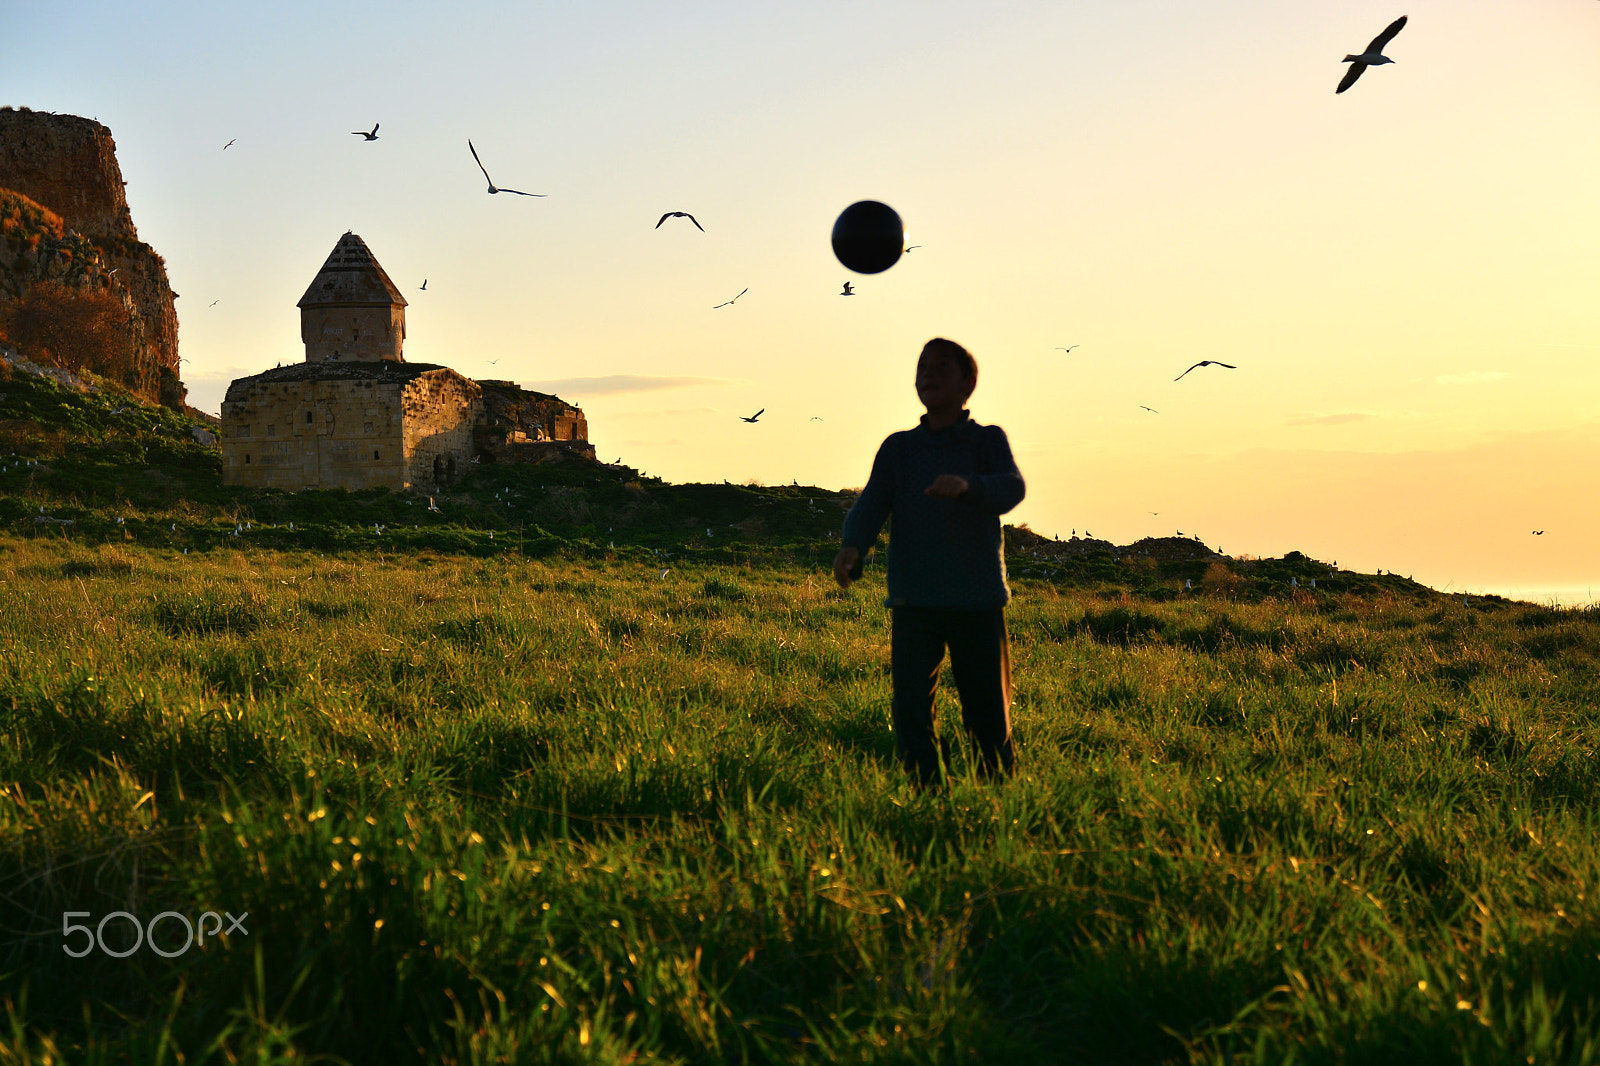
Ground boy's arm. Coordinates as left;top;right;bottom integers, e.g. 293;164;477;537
840;437;895;551
959;426;1025;514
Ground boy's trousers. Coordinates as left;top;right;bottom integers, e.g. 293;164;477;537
890;606;1015;787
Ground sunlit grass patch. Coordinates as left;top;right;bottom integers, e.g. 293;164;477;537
4;534;1600;1063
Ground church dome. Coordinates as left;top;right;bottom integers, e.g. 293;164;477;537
297;231;407;309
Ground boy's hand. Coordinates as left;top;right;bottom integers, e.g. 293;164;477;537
924;474;969;499
833;546;860;589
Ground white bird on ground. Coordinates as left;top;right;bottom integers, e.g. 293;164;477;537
660;569;671;579
1337;16;1407;94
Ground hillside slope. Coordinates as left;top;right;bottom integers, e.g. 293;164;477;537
0;351;1513;606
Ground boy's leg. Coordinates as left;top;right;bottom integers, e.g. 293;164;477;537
890;607;948;787
947;608;1015;778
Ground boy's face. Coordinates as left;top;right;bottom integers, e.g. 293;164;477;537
915;350;974;412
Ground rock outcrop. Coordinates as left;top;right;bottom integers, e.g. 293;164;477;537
474;380;594;462
0;108;179;395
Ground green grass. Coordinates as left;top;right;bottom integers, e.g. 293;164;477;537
3;534;1600;1064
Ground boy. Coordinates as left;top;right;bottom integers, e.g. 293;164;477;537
832;338;1025;788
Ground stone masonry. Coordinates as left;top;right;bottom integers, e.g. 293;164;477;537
222;361;481;492
223;233;482;492
297;231;406;363
222;232;594;491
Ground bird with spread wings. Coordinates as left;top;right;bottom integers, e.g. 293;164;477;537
656;211;703;231
1337;16;1407;94
469;140;545;196
1174;360;1237;382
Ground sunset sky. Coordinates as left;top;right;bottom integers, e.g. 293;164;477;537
11;1;1600;603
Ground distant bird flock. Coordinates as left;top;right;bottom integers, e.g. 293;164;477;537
204;15;1475;537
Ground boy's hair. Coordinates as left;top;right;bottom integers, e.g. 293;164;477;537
922;337;977;392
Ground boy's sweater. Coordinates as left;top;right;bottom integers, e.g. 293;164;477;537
841;411;1025;609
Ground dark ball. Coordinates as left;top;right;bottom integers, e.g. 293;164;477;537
831;200;904;275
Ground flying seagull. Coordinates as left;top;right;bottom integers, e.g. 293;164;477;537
1533;530;1545;535
656;211;703;231
840;282;854;296
713;287;748;309
1056;345;1080;353
468;140;545;196
1337;16;1407;94
352;123;379;141
1140;406;1159;413
222;138;236;151
740;409;765;423
420;279;427;290
1174;360;1237;382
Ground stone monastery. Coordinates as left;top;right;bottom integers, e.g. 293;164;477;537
221;233;590;492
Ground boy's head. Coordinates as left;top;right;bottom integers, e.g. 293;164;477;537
915;338;977;412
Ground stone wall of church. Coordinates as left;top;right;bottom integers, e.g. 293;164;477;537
401;371;482;491
223;378;404;490
223;369;480;492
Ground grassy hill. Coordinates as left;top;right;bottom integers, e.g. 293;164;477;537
2;529;1599;1063
8;353;1598;1064
0;353;1489;607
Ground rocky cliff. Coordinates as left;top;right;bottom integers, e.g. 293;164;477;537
0;108;179;394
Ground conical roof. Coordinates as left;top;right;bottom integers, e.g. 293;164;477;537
296;232;407;308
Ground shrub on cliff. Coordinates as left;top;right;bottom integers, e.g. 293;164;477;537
0;279;141;388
